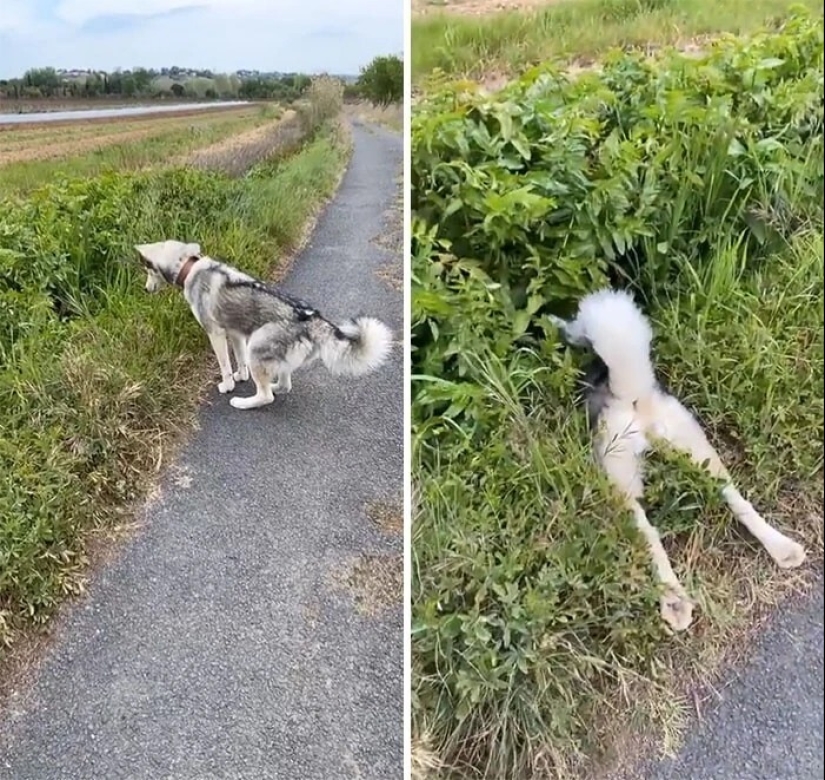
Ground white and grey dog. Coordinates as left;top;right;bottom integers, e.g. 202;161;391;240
136;239;393;409
551;289;806;631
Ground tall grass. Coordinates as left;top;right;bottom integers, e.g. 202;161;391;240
412;0;823;82
411;11;823;777
0;120;350;656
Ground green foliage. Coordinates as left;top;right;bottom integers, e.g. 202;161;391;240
357;55;404;106
0;66;317;102
410;0;824;83
411;11;824;777
0;125;349;653
412;11;823;389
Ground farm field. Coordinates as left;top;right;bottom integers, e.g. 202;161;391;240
0;103;282;195
411;4;823;779
0;79;349;670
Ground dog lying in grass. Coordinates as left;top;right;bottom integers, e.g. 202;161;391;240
136;239;393;409
550;289;806;631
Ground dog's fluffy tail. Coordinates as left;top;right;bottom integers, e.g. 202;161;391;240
569;289;657;402
319;315;393;377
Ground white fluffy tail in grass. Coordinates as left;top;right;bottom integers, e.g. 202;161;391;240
568;288;657;402
320;315;393;376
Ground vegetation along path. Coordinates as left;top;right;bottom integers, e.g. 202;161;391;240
0;121;404;780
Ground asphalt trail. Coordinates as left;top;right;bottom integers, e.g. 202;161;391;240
645;577;824;780
0;122;404;780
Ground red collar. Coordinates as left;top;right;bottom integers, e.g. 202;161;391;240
175;256;200;287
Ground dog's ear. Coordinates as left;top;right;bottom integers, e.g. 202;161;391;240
182;242;201;259
134;244;152;265
548;314;591;349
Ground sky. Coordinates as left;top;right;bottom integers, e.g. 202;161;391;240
0;0;404;78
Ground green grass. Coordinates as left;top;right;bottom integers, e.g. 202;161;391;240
0;105;281;196
412;0;823;83
410;11;823;778
0;89;348;655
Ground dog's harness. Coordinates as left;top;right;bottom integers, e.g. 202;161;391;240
175;255;200;287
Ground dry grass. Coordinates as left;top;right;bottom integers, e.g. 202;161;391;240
344;102;403;132
372;169;404;292
366;496;405;535
180;110;305;175
333;554;404;616
413;0;561;15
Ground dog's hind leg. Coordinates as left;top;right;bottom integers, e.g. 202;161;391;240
229;333;249;382
655;394;806;569
271;370;292;395
598;421;695;631
229;360;275;410
207;330;235;394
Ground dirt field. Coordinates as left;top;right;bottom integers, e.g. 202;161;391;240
412;0;558;15
0;105;272;165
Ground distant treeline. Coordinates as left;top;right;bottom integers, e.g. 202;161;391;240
0;55;403;106
0;66;319;102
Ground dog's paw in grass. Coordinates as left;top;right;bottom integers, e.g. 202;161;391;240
765;534;807;569
660;585;695;632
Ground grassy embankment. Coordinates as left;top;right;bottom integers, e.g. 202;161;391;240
0;79;350;659
412;0;823;83
411;8;823;779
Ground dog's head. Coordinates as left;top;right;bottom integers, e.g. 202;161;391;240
134;240;201;293
548;313;592;350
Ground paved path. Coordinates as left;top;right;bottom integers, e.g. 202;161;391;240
645;577;824;780
0;122;404;780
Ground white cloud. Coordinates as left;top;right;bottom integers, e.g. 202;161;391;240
0;0;35;33
0;0;402;77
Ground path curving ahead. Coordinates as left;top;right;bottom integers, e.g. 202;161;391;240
0;122;404;780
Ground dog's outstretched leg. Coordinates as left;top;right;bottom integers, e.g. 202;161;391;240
207;331;235;394
597;419;695;631
229;333;249;382
230;362;275;410
656;395;807;569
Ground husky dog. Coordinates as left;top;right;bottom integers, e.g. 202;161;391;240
550;289;806;631
135;240;393;409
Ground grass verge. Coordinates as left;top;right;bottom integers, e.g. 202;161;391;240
0;90;349;658
411;11;823;778
412;0;823;83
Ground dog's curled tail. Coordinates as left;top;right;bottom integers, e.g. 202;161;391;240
319;316;393;377
571;289;657;402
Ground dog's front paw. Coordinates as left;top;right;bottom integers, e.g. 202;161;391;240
766;535;807;569
233;367;249;382
217;377;235;394
660;586;694;632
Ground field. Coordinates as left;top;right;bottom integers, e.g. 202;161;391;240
0;104;286;195
0;80;348;664
411;4;823;779
412;0;823;84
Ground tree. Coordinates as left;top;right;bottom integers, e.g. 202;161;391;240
356;55;402;106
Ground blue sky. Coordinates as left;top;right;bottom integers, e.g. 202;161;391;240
0;0;404;78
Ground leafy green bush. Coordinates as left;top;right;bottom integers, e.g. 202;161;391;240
412;11;823;389
411;11;824;777
357;54;404;106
